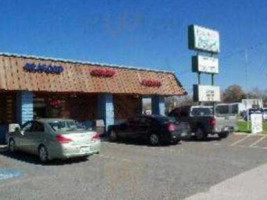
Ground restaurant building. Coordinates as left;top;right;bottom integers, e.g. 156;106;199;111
0;53;186;143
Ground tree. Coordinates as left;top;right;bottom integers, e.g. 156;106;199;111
223;85;245;103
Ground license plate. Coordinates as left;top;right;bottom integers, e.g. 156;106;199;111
80;147;90;153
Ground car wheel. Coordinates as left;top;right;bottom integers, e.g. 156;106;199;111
9;139;16;153
173;139;181;145
218;132;229;139
195;127;207;141
109;130;118;141
39;145;49;163
149;134;160;146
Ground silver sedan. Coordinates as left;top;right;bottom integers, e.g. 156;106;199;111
8;119;101;163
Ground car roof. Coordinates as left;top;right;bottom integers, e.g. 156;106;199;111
35;118;75;123
138;115;169;119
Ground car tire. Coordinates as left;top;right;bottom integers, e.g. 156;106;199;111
218;132;229;139
9;138;16;153
81;155;90;160
173;139;181;145
39;145;49;163
109;130;118;142
149;134;160;146
195;127;207;141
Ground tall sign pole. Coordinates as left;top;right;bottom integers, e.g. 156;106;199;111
188;25;221;109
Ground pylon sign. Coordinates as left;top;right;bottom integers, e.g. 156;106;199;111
188;25;220;53
188;24;221;103
192;55;219;74
193;85;220;102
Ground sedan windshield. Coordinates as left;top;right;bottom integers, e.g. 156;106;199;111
49;120;85;132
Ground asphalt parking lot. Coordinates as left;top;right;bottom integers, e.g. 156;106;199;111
1;134;267;200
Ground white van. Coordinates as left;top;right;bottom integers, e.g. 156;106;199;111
262;108;267;121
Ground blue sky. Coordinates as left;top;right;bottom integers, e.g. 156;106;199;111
0;0;266;93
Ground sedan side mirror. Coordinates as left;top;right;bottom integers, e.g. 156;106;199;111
9;124;21;133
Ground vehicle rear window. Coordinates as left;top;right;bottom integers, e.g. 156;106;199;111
191;108;213;116
49;120;86;133
153;116;175;124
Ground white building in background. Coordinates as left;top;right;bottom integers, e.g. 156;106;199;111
241;99;263;110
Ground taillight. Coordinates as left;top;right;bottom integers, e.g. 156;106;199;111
168;123;177;132
56;135;72;143
92;133;100;141
209;117;216;127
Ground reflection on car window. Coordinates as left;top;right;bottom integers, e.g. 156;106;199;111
49;120;85;133
154;116;175;124
32;122;44;132
21;121;33;132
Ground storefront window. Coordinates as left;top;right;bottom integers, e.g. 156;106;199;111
33;93;97;122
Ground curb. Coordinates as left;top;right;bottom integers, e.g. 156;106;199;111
234;132;267;137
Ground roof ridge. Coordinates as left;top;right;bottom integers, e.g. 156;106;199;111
0;52;174;74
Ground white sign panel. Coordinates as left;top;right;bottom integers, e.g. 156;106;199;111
194;85;221;102
251;114;263;134
189;25;220;53
193;56;219;74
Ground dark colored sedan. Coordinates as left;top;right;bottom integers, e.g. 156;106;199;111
108;115;191;145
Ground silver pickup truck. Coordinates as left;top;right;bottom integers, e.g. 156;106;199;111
168;105;237;140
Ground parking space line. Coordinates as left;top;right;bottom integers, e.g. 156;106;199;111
230;135;251;146
249;136;267;147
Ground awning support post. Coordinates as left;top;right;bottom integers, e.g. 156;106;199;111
97;93;114;131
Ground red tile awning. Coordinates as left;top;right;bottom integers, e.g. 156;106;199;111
0;54;186;96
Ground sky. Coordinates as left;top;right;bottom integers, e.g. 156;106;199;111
0;0;266;94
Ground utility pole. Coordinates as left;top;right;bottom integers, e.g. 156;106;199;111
245;49;250;131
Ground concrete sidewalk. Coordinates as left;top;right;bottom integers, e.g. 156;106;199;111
186;163;267;200
234;132;267;136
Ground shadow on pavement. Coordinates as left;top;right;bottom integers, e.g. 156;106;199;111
0;150;89;166
102;137;180;147
182;136;222;143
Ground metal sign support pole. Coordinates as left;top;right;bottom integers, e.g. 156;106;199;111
198;72;201;85
198;72;201;105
